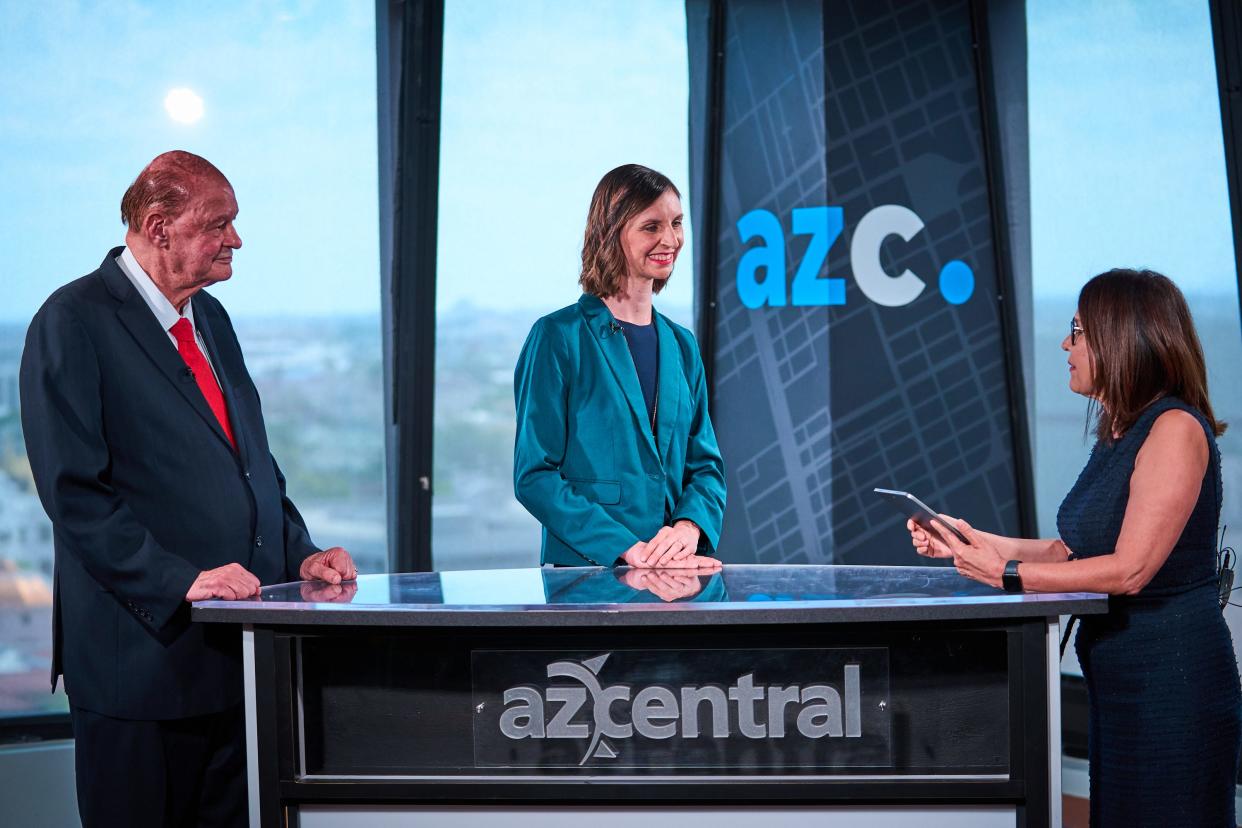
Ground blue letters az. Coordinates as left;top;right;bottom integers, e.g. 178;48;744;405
735;207;845;308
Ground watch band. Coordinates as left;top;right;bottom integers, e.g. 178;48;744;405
1002;559;1023;593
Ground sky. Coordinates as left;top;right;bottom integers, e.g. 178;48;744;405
0;0;694;324
0;0;380;322
1024;0;1242;538
436;0;694;316
0;0;1237;322
1027;0;1236;298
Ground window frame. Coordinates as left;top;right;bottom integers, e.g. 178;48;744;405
1210;0;1242;328
382;0;443;574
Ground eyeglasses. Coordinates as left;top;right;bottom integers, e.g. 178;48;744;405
1070;318;1084;346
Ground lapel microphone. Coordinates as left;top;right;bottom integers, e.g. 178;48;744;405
1218;525;1235;610
607;320;622;336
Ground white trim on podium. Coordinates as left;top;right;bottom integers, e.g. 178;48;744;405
243;625;260;828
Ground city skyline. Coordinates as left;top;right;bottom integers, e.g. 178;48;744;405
4;290;1242;714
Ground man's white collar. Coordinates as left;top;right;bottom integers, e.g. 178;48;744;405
117;247;197;333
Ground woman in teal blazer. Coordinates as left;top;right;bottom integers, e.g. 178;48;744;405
514;165;726;568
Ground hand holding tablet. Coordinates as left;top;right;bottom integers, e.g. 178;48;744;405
873;488;970;547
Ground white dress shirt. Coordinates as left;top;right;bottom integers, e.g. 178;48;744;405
115;247;221;384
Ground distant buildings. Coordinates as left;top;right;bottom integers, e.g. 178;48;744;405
0;355;17;418
0;469;53;580
0;467;55;714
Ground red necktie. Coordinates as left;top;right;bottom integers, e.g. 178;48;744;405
170;318;236;449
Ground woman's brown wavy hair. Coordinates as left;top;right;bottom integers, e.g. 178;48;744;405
579;164;680;298
1078;268;1225;442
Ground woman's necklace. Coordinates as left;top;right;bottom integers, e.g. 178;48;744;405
651;381;659;435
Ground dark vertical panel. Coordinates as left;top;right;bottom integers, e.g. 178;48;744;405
376;0;401;569
1017;620;1051;827
711;0;830;565
252;628;283;826
982;0;1034;439
1207;3;1242;787
687;0;728;386
391;0;444;573
970;0;1036;538
823;0;1023;563
1210;0;1242;334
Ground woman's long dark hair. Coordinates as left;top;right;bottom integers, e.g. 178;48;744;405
1078;268;1225;441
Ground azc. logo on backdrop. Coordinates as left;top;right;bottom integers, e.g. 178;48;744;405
736;205;975;308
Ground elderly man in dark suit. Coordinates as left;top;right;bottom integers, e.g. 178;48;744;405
20;150;358;828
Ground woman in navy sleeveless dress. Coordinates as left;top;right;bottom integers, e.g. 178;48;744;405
907;269;1240;827
1059;395;1237;825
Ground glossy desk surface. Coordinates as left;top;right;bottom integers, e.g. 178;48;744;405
192;565;1107;627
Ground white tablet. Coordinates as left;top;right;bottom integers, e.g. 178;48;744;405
873;488;970;544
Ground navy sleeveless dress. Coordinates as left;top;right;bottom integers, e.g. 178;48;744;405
1058;397;1241;826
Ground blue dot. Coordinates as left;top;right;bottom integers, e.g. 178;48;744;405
939;260;975;305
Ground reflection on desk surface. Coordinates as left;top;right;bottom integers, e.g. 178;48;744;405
236;565;1102;611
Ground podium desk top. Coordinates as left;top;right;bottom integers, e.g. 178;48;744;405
192;565;1107;627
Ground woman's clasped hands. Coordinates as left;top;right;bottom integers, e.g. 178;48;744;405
621;519;722;570
907;515;1007;589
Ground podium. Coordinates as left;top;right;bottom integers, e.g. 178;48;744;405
193;565;1105;828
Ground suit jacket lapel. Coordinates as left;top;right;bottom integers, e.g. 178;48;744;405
654;315;683;463
195;302;250;466
577;294;658;459
103;258;235;453
194;305;253;569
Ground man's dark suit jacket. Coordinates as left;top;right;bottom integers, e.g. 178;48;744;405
20;247;319;720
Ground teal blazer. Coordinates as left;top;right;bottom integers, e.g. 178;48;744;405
514;294;726;566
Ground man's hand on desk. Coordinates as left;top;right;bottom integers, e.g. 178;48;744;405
300;546;358;584
186;563;261;601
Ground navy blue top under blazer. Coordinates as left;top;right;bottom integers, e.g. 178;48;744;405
20;248;319;720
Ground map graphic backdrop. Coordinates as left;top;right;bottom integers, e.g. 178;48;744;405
691;0;1027;564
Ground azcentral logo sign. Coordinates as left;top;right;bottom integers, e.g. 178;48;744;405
498;653;862;765
735;204;976;308
471;647;892;770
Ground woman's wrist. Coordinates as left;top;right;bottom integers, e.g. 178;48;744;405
674;519;702;548
1000;560;1023;592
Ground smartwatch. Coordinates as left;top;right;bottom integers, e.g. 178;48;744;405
1002;559;1023;593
